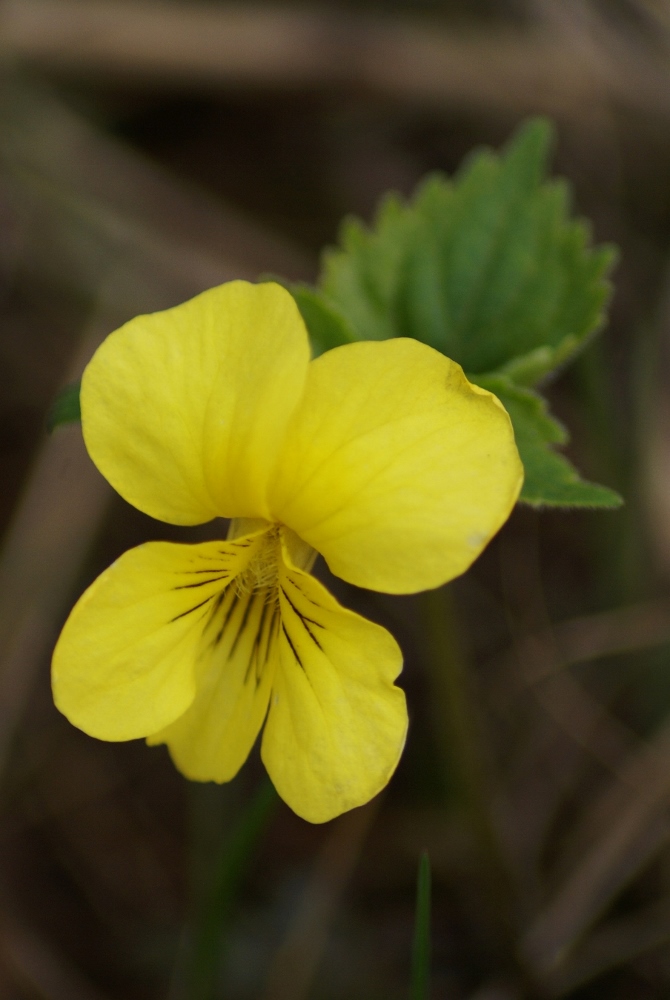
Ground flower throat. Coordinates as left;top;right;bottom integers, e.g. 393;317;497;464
234;525;280;598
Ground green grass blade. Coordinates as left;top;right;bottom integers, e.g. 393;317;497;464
410;851;432;1000
47;380;81;432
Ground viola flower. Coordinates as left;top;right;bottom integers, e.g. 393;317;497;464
52;281;522;823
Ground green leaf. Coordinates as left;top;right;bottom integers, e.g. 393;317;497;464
494;337;579;387
410;851;432;1000
308;118;620;508
289;283;357;356
321;192;418;344
476;374;623;508
319;118;616;381
47;380;81;432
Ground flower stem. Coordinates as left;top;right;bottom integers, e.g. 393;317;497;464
410;851;432;1000
420;585;526;980
195;778;278;998
172;777;278;1000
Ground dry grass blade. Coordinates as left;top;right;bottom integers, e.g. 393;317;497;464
496;514;670;986
0;0;345;85
641;262;670;582
629;0;670;31
493;599;670;691
528;672;636;779
0;314;110;778
522;716;670;978
548;896;670;995
497;625;654;944
497;518;644;872
497;576;640;779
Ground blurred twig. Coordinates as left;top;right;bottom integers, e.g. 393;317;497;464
2;0;670;123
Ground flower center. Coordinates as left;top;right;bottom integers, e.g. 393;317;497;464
235;525;280;597
227;518;317;598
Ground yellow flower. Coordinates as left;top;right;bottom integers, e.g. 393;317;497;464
51;281;522;823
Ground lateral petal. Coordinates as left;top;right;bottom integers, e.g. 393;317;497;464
52;534;265;741
82;281;310;525
269;338;523;594
148;584;279;783
261;545;407;824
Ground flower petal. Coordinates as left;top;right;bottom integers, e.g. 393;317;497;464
82;281;310;525
269;338;523;594
52;535;265;741
261;545;407;823
148;584;279;783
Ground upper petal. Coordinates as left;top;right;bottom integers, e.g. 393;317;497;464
82;281;310;525
268;338;523;594
52;534;266;741
260;542;408;823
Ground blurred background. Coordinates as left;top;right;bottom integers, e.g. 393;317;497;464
4;0;670;998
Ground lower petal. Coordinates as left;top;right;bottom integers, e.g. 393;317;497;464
149;584;279;783
261;549;407;823
52;535;264;741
